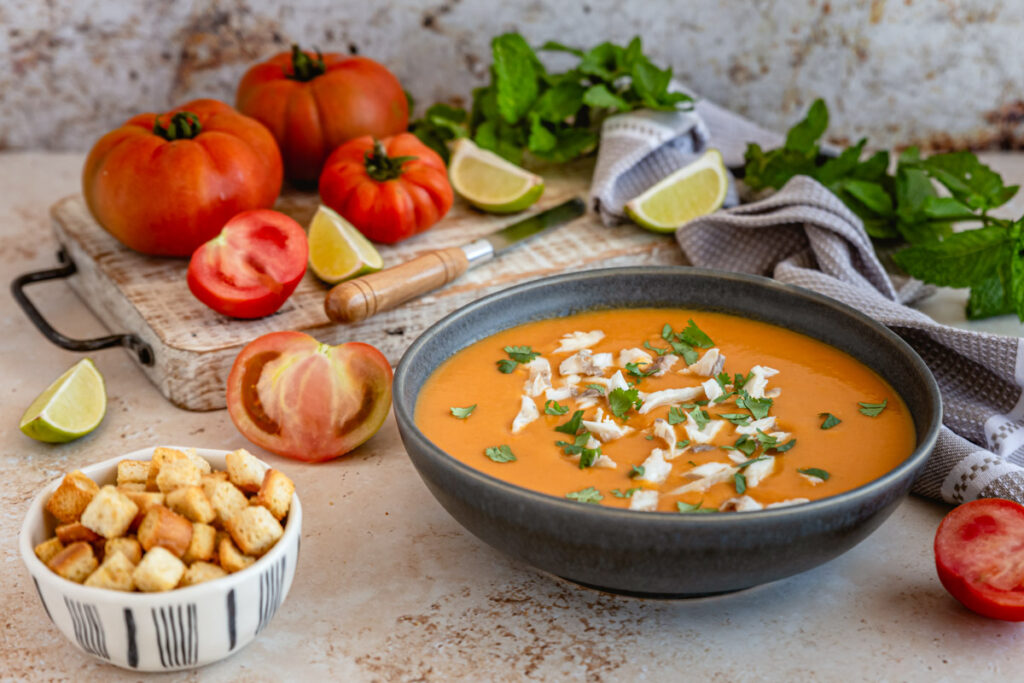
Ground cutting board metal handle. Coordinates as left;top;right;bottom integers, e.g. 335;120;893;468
11;248;154;365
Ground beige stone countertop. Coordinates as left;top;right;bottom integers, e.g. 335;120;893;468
4;152;1024;682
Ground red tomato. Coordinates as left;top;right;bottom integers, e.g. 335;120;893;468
236;45;408;184
319;133;454;244
82;99;283;256
934;498;1024;621
226;331;393;462
187;210;308;319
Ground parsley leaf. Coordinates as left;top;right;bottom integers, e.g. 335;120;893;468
554;410;585;434
611;487;639;498
736;455;770;469
643;339;668;356
819;412;842;429
798;467;831;481
678;319;714;348
689;407;710;431
484;445;517;463
629;465;645;478
661;323;674;341
771;438;797;453
677;500;717;514
722;434;757;458
670;339;699;365
544;400;569;416
717;412;752;426
566;486;603;504
586;383;607;395
450;405;477;419
609;387;643;419
504;345;540;364
667;406;687;425
858;400;888;417
734;472;747;495
496;359;518;374
555;431;601;468
737;391;773;420
754;430;778;448
676;439;691;450
625;362;656;380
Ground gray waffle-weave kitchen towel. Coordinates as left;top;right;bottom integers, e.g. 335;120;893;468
590;97;782;225
676;175;1024;505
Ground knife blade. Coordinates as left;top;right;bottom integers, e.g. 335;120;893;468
324;197;587;324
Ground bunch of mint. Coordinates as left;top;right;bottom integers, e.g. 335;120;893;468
409;33;691;164
743;100;1022;320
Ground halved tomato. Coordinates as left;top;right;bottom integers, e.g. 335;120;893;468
934;497;1024;621
226;331;393;462
187;209;308;319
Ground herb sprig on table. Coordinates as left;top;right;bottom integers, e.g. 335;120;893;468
409;33;692;164
743;99;1024;321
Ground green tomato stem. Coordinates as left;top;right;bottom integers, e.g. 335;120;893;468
287;44;326;81
152;111;202;141
363;140;418;182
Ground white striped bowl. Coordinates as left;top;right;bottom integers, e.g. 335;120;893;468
19;447;302;672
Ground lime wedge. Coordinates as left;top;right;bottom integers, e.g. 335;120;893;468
624;149;728;233
449;139;544;213
307;205;384;284
20;358;106;443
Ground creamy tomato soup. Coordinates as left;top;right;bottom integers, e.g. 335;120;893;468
415;308;916;513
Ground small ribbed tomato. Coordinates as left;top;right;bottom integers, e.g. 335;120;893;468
236;45;408;184
318;133;454;244
82;99;282;256
226;331;393;462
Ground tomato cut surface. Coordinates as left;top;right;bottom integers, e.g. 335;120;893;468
187;209;308;318
934;497;1024;621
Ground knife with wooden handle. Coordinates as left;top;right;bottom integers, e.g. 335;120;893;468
324;197;586;324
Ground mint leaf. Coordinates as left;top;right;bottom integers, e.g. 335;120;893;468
819;412;841;429
566;486;603;504
544;400;569;416
784;98;828;155
492;33;542;124
841;179;893;216
450;405;476;419
919;151;1019;211
892;226;1012;287
484;445;516;463
532;81;585;122
582;84;630;110
609;387;642;419
858;400;888;417
798;467;830;481
555;410;585;434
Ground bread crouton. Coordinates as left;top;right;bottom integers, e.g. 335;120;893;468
47;541;98;583
206;480;248;526
183;448;212;476
225;506;283;556
252;469;294;521
225;449;267;493
180;561;227;587
182;523;217;564
34;537;64;564
165;486;215;524
201;471;229;490
84;551;135;591
147;447;189;489
80;485;139;539
138;505;193;557
117;482;146;492
55;521;102;545
105;536;143;565
156;458;201;493
116;460;149;487
133;547;185;592
217;535;255;574
45;470;99;523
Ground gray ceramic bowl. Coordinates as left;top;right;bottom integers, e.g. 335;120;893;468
393;266;942;597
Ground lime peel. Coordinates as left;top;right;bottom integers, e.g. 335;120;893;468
19;358;106;443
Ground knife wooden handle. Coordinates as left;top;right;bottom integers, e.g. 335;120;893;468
324;247;470;323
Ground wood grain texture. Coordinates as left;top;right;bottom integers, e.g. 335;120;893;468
48;159;687;411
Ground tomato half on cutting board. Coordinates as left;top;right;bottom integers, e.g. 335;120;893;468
187;210;308;319
934;498;1024;620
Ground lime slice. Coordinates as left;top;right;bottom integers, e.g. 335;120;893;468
624;149;729;233
20;358;106;443
307;205;384;284
449;139;545;213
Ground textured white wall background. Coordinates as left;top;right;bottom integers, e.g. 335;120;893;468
3;0;1023;152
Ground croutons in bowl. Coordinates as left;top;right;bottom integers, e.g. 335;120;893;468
18;446;301;672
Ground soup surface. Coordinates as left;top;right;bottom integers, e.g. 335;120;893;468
415;308;916;513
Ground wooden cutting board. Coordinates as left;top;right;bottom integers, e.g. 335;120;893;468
49;159;686;411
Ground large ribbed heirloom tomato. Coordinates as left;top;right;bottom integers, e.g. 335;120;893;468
236;45;408;184
226;331;393;462
82;99;283;257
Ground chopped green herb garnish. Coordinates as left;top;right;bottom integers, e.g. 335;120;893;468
644;434;655;440
678;319;714;348
661;323;674;341
629;465;645;478
625;361;656;380
667;406;687;425
734;372;751;389
496;359;518;373
727;434;757;457
643;339;668;356
715;371;731;389
771;438;797;453
755;429;778;448
450;405;477;419
737;391;773;420
819;412;842;429
677;500;717;514
670;339;699;364
555;431;601;468
687;460;697;466
736;455;770;469
798;467;830;480
676;439;691;450
496;345;540;373
554;410;584;434
611;487;640;498
734;472;747;495
484;445;516;463
717;412;752;426
689;407;710;431
858;400;888;417
544;400;569;415
586;383;607;395
566;486;603;504
609;387;643;419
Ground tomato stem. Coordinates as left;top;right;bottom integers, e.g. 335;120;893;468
152;111;202;141
363;141;418;182
287;44;326;81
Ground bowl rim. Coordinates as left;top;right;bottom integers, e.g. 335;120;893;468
393;265;943;524
19;445;302;602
